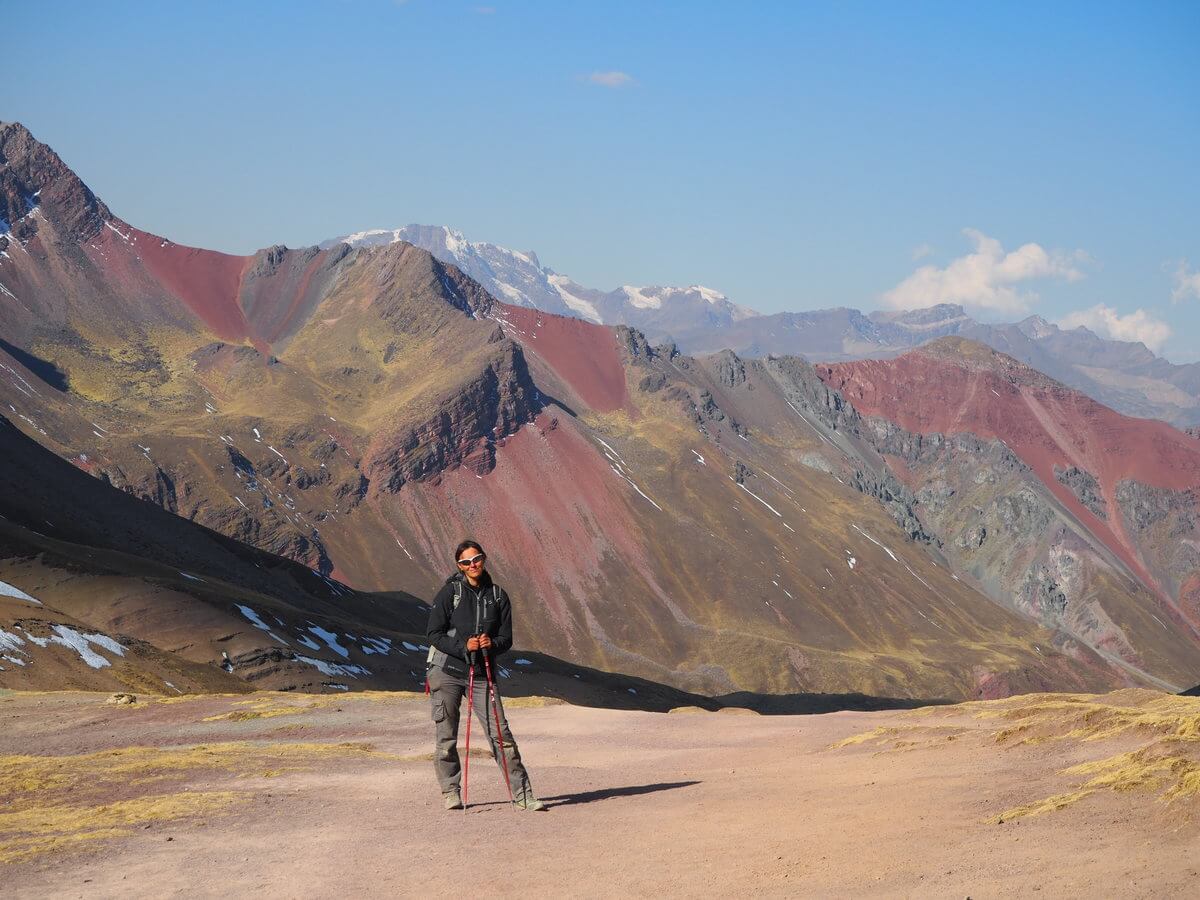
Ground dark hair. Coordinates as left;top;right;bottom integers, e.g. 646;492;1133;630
454;539;484;563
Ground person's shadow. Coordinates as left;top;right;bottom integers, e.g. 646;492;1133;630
543;781;700;807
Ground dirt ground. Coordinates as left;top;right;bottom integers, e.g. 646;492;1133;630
2;688;1197;898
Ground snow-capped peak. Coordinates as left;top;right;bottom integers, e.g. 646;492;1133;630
692;285;727;304
621;285;663;309
340;227;403;244
441;226;467;255
548;274;603;323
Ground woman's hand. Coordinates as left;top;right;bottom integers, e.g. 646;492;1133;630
477;634;493;650
466;636;481;652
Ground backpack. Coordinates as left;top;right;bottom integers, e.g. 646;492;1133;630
426;578;501;671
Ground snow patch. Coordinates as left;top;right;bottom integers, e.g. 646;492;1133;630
295;655;370;678
620;473;663;511
360;636;393;655
235;605;290;646
308;625;349;658
621;285;662;310
494;281;526;303
0;628;27;655
28;626;125;669
548;274;603;323
850;524;899;562
104;220;132;242
0;580;42;606
734;480;783;517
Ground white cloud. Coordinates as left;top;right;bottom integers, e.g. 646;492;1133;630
882;228;1086;314
1170;260;1200;304
1057;304;1172;352
587;71;634;88
911;242;934;261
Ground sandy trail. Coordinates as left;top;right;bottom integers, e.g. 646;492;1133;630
2;690;1197;898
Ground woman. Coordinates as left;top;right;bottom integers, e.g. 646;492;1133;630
425;539;545;811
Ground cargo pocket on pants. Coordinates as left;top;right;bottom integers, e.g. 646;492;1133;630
431;698;447;724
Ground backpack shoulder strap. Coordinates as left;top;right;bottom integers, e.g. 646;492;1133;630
453;580;463;609
493;584;501;604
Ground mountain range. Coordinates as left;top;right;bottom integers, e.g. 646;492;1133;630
3;120;1199;700
329;225;1200;428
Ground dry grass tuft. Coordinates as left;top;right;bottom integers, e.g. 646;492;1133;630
832;690;1200;822
829;724;966;751
0;792;240;865
172;690;427;722
500;696;565;709
0;739;395;865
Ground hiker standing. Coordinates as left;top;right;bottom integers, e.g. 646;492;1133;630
426;539;545;811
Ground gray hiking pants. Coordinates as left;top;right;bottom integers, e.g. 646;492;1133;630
427;663;533;800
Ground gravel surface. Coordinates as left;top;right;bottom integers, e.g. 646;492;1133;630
3;689;1197;898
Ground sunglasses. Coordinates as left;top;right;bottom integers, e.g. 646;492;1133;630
457;553;486;567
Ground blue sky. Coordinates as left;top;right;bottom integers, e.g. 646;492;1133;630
8;1;1200;360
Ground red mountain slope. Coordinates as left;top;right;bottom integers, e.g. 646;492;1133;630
820;337;1200;642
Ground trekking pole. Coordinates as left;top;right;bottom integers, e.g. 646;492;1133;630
463;655;475;812
481;649;515;808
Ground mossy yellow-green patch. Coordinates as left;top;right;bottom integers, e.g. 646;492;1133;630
0;791;241;865
0;741;392;813
0;740;397;865
922;691;1200;821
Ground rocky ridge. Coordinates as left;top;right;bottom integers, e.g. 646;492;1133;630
325;219;1200;428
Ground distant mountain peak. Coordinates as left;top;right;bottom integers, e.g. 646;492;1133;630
870;303;970;331
618;284;755;319
1016;314;1059;340
0;120;112;245
620;285;663;309
914;335;1061;388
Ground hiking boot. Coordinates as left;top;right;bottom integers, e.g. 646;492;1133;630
443;792;463;811
514;793;546;811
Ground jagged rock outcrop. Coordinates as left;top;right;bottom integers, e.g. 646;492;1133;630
685;387;747;438
1116;480;1196;533
768;357;861;433
1116;479;1200;609
367;342;540;491
847;465;937;544
712;350;747;388
0;121;112;246
135;467;179;514
616;325;656;362
1018;565;1070;620
1054;465;1107;519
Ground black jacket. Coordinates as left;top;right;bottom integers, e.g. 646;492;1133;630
426;571;513;674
